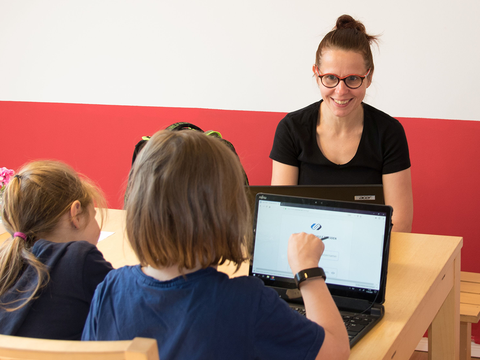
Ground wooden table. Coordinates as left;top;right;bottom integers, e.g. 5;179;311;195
96;210;463;359
0;222;8;243
354;232;462;360
0;209;463;359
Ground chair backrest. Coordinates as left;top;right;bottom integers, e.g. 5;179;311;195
0;335;159;360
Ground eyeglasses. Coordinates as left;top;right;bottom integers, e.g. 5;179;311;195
316;68;371;89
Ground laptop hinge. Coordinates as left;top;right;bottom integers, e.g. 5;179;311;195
369;304;383;317
333;295;381;314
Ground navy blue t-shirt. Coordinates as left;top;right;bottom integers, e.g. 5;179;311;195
0;240;113;339
270;100;411;185
83;266;325;360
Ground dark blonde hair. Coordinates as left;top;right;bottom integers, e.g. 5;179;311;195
0;160;106;311
316;14;379;79
125;130;251;273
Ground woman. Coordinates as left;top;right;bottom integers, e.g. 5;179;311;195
270;14;412;232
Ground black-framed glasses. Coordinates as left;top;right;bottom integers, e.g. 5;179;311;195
316;68;371;89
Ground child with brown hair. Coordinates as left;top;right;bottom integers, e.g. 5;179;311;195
82;130;349;360
0;160;113;339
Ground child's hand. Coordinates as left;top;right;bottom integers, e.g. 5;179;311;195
287;232;325;275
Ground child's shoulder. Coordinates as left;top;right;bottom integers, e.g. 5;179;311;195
100;265;141;284
214;272;268;297
33;239;96;254
32;239;92;261
98;266;267;293
227;274;265;287
32;240;109;270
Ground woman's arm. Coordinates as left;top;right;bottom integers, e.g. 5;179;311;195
271;160;299;185
382;168;413;233
272;159;413;232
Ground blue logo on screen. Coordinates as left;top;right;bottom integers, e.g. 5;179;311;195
311;223;322;230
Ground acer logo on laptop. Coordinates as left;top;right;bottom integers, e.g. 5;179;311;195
355;195;376;201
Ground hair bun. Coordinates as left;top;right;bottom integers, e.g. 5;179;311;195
335;14;366;34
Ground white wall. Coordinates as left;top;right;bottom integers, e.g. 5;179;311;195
0;0;479;120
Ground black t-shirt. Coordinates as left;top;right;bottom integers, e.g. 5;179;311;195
270;101;411;185
0;240;113;340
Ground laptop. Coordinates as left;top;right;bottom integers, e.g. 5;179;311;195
249;193;393;347
246;185;384;212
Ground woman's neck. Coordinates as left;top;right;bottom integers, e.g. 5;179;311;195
319;101;364;133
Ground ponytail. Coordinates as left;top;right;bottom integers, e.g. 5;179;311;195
0;160;106;311
0;232;49;311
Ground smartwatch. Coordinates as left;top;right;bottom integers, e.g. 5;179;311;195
294;267;327;289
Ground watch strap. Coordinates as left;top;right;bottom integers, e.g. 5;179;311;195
294;267;326;289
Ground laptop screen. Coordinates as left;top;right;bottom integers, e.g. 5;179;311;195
250;193;392;304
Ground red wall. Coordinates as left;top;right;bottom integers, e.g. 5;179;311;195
2;101;279;205
3;100;480;338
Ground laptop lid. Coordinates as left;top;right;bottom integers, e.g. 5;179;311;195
246;185;385;207
249;193;392;309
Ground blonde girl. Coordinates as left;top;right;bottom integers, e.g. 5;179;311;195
0;160;112;339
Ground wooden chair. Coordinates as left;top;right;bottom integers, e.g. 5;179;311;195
0;335;159;360
460;271;480;360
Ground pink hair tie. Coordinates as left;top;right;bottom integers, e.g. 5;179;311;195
14;232;27;240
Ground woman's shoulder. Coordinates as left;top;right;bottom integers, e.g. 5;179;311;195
276;101;321;137
363;103;404;127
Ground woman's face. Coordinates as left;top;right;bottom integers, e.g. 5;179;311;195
314;48;371;119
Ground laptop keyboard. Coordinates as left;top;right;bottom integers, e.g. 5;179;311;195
342;313;376;341
290;306;376;342
290;306;306;316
